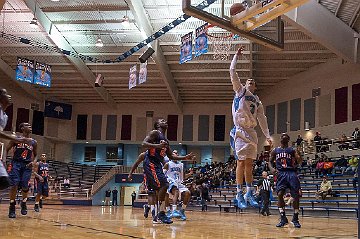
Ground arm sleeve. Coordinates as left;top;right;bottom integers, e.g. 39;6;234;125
230;53;243;93
257;103;271;139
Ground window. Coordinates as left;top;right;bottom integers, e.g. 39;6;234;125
84;147;96;162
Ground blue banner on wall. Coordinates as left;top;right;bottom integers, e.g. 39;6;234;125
44;100;72;120
34;62;52;87
15;57;34;83
195;23;208;57
180;32;193;64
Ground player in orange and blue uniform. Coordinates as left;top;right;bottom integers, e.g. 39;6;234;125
33;153;50;212
269;133;302;228
6;123;37;218
142;118;195;224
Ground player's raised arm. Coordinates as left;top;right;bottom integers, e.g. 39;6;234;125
166;147;195;161
257;103;272;146
230;47;244;93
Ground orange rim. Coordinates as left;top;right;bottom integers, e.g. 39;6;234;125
205;24;234;39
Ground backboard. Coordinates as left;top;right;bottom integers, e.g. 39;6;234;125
183;0;285;50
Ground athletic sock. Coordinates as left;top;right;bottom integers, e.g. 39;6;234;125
294;209;299;214
22;198;27;203
236;184;243;193
278;207;286;216
10;200;15;204
159;201;165;212
172;205;177;211
245;182;253;194
35;202;39;205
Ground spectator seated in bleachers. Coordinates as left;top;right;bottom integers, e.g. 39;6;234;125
345;156;358;174
63;178;70;188
306;157;315;172
338;134;349;151
315;176;332;200
333;155;348;175
315;158;325;178
323;159;334;176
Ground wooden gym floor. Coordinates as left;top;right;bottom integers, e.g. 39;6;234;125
0;204;357;239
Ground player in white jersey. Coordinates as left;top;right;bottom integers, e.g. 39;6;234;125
163;150;192;221
229;48;272;209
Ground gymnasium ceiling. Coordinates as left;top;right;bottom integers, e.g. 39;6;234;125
0;0;359;110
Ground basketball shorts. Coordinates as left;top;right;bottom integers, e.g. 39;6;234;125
276;171;302;199
168;180;189;194
0;160;10;190
143;166;168;194
230;126;258;161
8;160;32;190
36;180;49;197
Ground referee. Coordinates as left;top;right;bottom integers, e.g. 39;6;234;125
257;171;273;216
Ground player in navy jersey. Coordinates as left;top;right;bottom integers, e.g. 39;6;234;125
6;122;37;218
142;118;195;224
33;153;50;212
0;89;33;190
268;133;302;228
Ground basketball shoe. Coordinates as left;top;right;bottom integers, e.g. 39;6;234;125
234;192;247;209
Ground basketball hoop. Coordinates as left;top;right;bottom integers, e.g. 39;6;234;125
205;24;235;61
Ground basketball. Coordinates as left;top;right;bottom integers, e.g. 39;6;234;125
230;3;246;16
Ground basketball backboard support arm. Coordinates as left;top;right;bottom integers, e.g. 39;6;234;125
183;0;284;51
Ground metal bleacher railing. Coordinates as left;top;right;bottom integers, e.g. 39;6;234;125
91;166;143;196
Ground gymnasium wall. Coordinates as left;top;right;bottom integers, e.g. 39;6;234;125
257;58;360;150
0;78;74;159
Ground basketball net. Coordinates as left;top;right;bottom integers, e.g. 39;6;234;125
206;25;234;61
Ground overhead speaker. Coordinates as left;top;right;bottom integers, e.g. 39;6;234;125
139;47;155;63
95;74;103;87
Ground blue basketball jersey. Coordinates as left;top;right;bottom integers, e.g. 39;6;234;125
13;139;35;162
274;147;296;171
37;162;49;180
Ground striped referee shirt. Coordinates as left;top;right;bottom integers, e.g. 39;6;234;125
258;178;271;191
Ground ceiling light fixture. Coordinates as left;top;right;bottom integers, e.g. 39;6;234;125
95;36;104;47
30;17;38;28
122;16;130;28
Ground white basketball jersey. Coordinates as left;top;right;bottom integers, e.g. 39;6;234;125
166;161;184;183
232;88;260;129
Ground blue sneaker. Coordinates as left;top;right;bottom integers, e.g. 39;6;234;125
166;210;172;218
171;210;181;218
179;209;186;221
235;192;247;209
158;211;173;224
244;192;259;208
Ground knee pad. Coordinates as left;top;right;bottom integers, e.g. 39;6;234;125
0;176;10;190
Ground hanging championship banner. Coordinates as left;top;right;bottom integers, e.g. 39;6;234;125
34;62;52;87
179;32;193;64
139;62;147;85
195;23;208;57
15;57;34;83
129;65;137;89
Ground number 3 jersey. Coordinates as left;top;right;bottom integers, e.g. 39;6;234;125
38;162;49;179
13;139;35;163
232;88;261;129
274;147;297;171
166;161;184;184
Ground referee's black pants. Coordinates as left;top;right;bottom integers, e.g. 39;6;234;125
260;190;270;214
